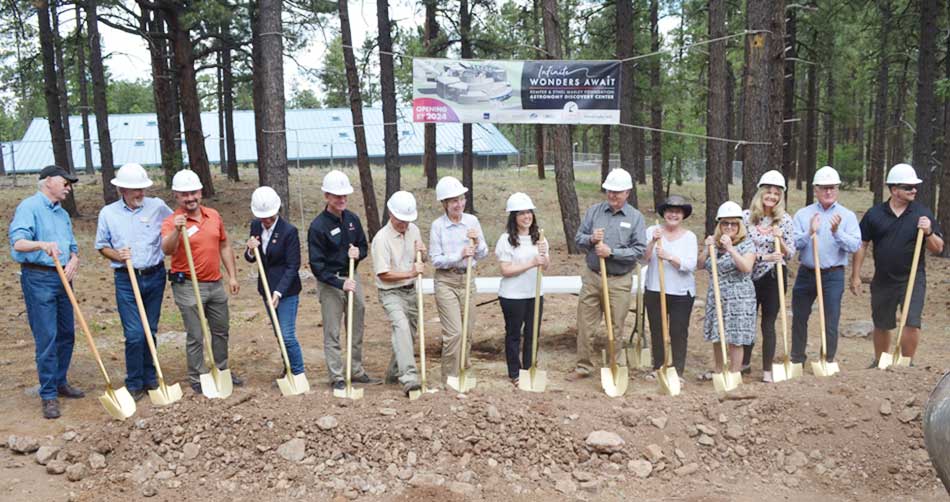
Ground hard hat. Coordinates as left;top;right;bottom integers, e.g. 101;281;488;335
885;163;922;185
716;201;743;221
321;169;354;195
813;166;841;186
171;169;203;192
250;186;281;218
757;170;786;190
435;176;468;201
505;192;536;212
602;168;633;191
111;163;153;189
386;191;418;222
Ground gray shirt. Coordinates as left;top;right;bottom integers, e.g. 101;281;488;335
574;201;646;275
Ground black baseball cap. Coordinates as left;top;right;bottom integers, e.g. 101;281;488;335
38;165;79;183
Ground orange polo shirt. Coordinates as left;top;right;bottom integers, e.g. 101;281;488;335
161;206;228;281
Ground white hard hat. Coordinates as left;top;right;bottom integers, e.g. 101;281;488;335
435;176;468;201
171;169;203;192
321;169;354;195
716;201;743;221
813;166;841;186
250;186;281;218
602;168;633;191
111;163;153;189
885;163;922;185
386;191;418;222
757;170;786;190
505;192;536;212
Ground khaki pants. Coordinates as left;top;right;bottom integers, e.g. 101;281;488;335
378;287;419;386
171;280;230;385
434;270;475;383
317;278;366;383
576;267;633;373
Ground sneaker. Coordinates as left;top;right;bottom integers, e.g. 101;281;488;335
351;374;383;385
740;364;752;376
145;382;159;391
867;358;879;369
230;374;245;387
130;389;147;402
57;383;85;399
190;382;202;394
385;374;400;385
331;380;346;391
42;398;60;419
762;371;773;383
565;369;590;382
403;382;421;396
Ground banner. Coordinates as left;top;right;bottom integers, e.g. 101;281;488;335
412;58;620;125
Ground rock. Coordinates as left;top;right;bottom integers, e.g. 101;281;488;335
628;459;653;479
644;444;665;463
735;445;749;457
842;320;874;338
316;416;339;431
46;460;67;475
486;405;501;421
397;469;414;481
880;400;893;416
379;408;397;417
62;431;78;442
407;451;417;465
555;479;577;495
579;479;601;492
787;451;808;471
66;463;87;482
572;470;594;482
35;446;61;466
277;439;307;462
650;416;668;429
408;473;445;487
697;434;715;447
447;482;475;495
142;484;158;497
93;441;114;455
898;409;920;424
674;463;699;476
674;449;686;460
8;435;40;454
686;425;699;437
695;424;718;436
154;470;175;480
724;423;743;440
585;431;625;454
784;476;800;488
182;443;200;461
88;452;107;469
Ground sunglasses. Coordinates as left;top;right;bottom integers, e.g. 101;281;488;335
719;221;740;228
894;184;918;192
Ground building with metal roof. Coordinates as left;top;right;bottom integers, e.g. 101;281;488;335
4;108;518;173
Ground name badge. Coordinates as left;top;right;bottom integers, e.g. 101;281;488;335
620;222;632;229
330;227;341;236
139;217;150;223
186;226;199;237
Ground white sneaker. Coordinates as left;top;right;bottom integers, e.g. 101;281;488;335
762;371;773;383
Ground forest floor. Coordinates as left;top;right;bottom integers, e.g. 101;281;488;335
0;166;947;501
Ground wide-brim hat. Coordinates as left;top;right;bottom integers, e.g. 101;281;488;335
657;195;692;219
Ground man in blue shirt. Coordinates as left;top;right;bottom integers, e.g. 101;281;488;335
9;165;84;419
95;164;173;401
790;166;862;365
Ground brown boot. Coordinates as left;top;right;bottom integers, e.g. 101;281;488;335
42;399;61;419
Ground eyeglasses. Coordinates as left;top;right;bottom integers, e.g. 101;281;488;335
719;221;740;228
815;186;838;192
894;184;918;192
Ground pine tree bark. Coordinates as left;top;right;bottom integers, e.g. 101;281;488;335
600;125;610;184
725;63;735;182
460;0;475;213
75;4;94;176
143;6;182;188
767;0;785;178
825;65;835;167
51;2;75;175
338;0;380;237
87;0;118;204
940;0;950;256
913;0;939;210
533;0;545;180
649;0;664;210
423;0;438;188
250;2;265;179
888;57;909;167
378;0;400;219
257;0;289;215
706;0;729;236
870;1;890;205
217;51;226;175
616;0;638;207
222;27;238;182
782;7;797;182
804;50;818;206
542;0;580;253
740;0;772;207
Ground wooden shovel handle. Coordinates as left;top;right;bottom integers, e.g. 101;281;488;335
773;236;790;364
656;238;672;367
52;254;114;387
125;260;167;383
599;256;615;369
709;244;729;363
416;251;427;384
253;247;294;375
459;238;476;372
892;228;925;356
811;234;828;359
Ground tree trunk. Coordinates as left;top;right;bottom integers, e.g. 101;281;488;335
542;0;580;253
940;1;950;256
338;0;380;237
888;57;909;167
535;125;545;178
913;0;939;211
423;0;438;188
782;7;797;182
706;0;729;236
740;0;772;207
257;0;289;214
766;0;785;180
87;0;117;204
217;49;226;175
460;0;475;213
144;6;182;188
804;51;818;206
825;64;835;167
378;0;400;220
649;0;663;211
75;4;94;176
250;2;265;179
51;2;75;175
870;1;890;205
725;63;735;180
222;28;238;181
616;0;638;207
600;125;610;184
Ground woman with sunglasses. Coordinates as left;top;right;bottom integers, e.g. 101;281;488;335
698;201;756;381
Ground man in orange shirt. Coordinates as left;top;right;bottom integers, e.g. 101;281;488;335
161;170;242;393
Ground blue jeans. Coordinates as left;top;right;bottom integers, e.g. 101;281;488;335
21;267;75;400
791;266;844;363
264;294;304;375
114;267;165;391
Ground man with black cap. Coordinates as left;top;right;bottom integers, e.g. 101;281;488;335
9;165;84;419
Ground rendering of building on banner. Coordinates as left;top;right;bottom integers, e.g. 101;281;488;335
3;108;518;174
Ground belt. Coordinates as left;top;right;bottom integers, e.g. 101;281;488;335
20;262;56;272
589;267;631;278
438;268;468;275
116;263;164;277
802;265;844;273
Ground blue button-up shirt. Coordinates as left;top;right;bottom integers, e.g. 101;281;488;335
9;192;78;266
429;213;488;270
95;196;173;269
792;201;861;269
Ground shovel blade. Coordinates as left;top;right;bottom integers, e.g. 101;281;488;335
447;371;477;394
147;382;183;406
277;372;310;397
99;386;137;420
199;367;233;399
625;347;651;370
812;360;839;377
333;384;364;400
657;366;681;396
712;371;741;393
409;384;438;400
877;352;894;370
895;356;912;367
518;368;547;393
600;367;628;397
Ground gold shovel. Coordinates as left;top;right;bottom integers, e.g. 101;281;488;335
878;228;924;369
180;227;233;399
447;239;477;393
624;264;650;370
810;235;840;377
334;257;363;400
52;254;136;420
599;256;628;397
519;230;547;393
253;247;310;396
709;244;742;393
770;236;802;382
409;251;438;400
655;240;680;396
125;260;182;405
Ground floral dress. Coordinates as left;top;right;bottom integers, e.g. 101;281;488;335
741;210;795;281
703;239;757;345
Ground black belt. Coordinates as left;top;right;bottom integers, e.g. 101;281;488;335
396;283;415;291
438;268;467;275
802;265;844;273
117;263;164;277
20;262;56;272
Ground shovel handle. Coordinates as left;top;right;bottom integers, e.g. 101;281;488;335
529;230;545;371
459;238;476;375
891;228;925;358
656;236;672;368
599;256;616;372
415;250;427;388
52;254;115;388
811;235;828;360
180;226;218;371
773;236;791;364
345;257;355;387
125;260;167;384
253;247;295;376
709;244;730;365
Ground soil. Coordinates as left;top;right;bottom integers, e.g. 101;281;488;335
0;167;947;501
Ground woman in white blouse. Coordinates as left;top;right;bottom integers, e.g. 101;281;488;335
495;193;549;386
641;195;697;382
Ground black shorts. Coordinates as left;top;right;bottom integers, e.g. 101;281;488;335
870;277;926;330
